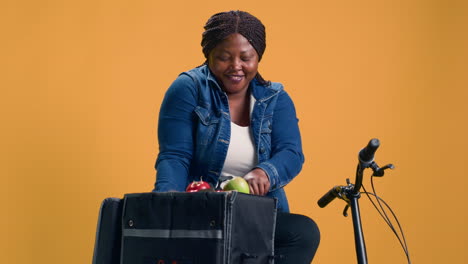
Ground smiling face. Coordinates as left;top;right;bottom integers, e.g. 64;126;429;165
207;33;259;96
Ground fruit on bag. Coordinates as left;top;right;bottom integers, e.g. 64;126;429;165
186;178;211;192
223;176;250;194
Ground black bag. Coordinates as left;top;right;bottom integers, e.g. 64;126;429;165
93;192;277;264
93;197;123;264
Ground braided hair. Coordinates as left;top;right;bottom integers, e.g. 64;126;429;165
201;10;270;86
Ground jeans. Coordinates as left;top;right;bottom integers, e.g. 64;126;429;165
275;213;320;263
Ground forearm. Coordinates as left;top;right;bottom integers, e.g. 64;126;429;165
257;148;304;191
154;157;190;192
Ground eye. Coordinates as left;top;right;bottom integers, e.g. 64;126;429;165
241;54;255;62
217;55;230;61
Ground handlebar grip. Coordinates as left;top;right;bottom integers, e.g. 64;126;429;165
359;138;380;164
317;186;341;208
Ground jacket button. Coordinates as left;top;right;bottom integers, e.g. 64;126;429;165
260;147;265;154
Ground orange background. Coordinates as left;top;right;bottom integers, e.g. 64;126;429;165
1;0;467;263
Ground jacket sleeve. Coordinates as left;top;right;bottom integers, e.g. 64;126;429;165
153;74;197;192
256;90;305;191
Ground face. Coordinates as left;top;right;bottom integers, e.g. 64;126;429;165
208;33;259;96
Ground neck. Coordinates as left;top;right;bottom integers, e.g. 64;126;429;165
227;88;249;101
228;90;251;126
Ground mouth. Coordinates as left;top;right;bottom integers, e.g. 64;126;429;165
226;75;245;82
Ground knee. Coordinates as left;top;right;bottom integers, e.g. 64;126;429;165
294;214;321;248
277;213;320;248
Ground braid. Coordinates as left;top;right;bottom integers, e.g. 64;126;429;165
201;10;270;86
255;73;270;87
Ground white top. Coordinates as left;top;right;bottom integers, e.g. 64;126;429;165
220;96;257;179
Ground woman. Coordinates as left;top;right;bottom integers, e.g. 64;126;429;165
153;10;320;263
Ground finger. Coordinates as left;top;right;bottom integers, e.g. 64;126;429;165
247;180;256;195
264;181;270;195
249;184;254;195
251;181;260;195
258;181;265;196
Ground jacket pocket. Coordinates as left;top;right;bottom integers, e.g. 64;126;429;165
194;106;219;145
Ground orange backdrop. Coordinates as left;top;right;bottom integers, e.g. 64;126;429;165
1;0;467;263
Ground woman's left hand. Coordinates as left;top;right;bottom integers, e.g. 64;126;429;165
244;168;270;196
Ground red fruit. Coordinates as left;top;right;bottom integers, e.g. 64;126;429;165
186;179;211;192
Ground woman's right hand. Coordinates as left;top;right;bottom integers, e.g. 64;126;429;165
244;168;270;196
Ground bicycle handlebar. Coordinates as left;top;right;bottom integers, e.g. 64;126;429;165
359;138;380;165
317;138;381;207
355;138;380;192
317;186;341;208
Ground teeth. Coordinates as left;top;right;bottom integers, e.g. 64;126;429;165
229;75;243;81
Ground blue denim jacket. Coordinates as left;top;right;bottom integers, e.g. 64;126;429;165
153;65;304;212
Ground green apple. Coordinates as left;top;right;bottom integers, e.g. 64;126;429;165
223;176;250;194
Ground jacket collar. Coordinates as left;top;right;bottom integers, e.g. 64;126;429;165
251;79;282;103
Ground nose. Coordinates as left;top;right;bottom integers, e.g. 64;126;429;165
230;57;242;70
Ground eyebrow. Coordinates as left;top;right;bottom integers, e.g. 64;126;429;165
218;49;255;55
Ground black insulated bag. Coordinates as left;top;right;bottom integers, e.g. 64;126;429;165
93;191;277;264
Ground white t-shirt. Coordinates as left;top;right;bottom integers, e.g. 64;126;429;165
220;96;257;179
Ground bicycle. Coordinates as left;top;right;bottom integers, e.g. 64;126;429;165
317;138;411;264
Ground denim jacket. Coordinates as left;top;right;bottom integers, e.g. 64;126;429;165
153;65;304;212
